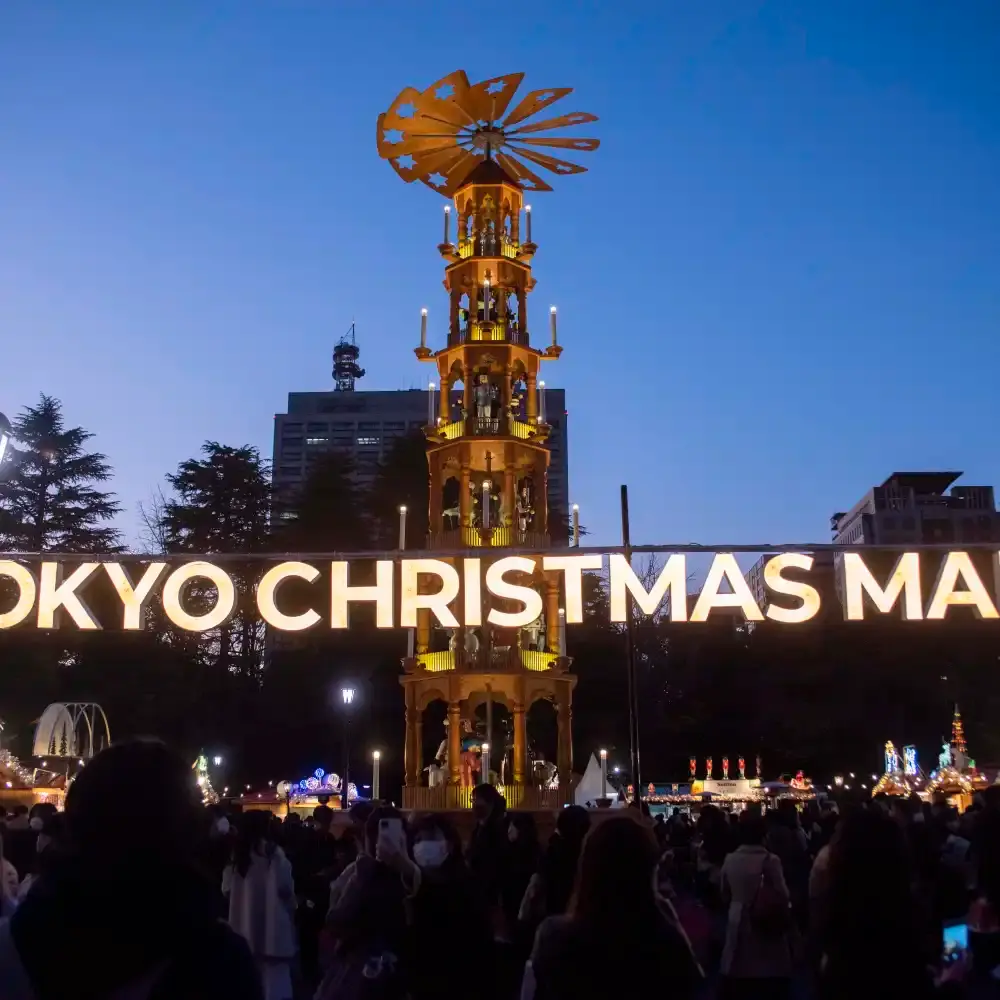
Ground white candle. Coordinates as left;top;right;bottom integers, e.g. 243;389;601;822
558;608;566;655
525;205;532;242
443;205;450;244
372;750;381;801
481;743;489;784
398;505;407;550
549;305;557;346
539;380;546;423
483;278;491;320
420;308;427;348
482;481;491;530
428;382;435;426
599;748;608;800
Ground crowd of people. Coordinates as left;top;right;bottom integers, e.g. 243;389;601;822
0;739;997;999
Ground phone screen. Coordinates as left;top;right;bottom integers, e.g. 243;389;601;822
377;817;406;856
942;922;968;965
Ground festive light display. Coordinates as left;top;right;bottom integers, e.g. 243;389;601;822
903;745;918;777
951;705;967;756
884;741;900;775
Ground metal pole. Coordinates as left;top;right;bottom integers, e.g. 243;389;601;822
342;718;350;810
620;485;642;803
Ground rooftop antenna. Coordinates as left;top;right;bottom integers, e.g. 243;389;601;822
332;322;366;392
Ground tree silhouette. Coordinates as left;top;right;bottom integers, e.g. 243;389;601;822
368;431;429;550
0;395;121;552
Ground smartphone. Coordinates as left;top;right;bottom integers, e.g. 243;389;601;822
377;817;407;857
942;922;969;966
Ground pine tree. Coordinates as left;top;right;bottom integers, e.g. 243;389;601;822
0;395;121;552
277;450;371;552
368;431;429;550
157;443;272;677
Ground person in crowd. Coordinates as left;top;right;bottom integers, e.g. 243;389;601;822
765;800;810;926
0;831;19;918
526;814;702;1000
817;808;936;999
0;739;262;1000
503;812;540;956
406;813;492;1000
519;805;591;930
718;810;793;1000
319;806;418;1000
223;809;297;1000
3;804;53;883
15;813;64;905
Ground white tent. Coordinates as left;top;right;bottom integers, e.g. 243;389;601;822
574;752;621;807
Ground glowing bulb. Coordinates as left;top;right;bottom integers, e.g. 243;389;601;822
399;505;407;513
573;503;579;511
525;205;531;213
420;308;427;316
373;750;381;761
481;743;489;752
599;748;608;759
550;305;557;314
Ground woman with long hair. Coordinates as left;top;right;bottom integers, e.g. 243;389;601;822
525;815;702;1000
818;808;935;998
223;809;297;1000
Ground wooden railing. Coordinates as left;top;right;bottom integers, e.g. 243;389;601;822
449;323;528;347
403;783;570;811
427;528;549;550
427;414;540;443
456;236;520;261
412;647;557;674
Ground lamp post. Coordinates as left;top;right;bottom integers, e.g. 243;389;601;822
341;686;355;810
599;748;608;801
372;750;381;802
0;412;11;469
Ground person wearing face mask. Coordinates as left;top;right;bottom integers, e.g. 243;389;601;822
406;815;492;1000
15;814;64;906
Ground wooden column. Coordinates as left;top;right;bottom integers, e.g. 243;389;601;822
459;462;472;529
545;574;561;654
450;289;460;342
513;704;527;786
556;683;573;792
517;288;527;342
416;607;431;655
526;372;537;422
503;445;516;528
404;686;418;787
447;701;462;786
462;367;472;415
438;375;450;422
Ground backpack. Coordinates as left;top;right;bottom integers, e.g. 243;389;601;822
747;856;791;936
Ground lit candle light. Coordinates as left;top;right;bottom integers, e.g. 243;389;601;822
398;505;407;550
428;382;436;426
373;750;381;801
482;480;491;530
525;204;532;242
420;308;427;349
599;748;608;800
550;305;557;346
443;205;450;244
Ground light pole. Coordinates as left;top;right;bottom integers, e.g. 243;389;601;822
0;412;11;469
372;749;381;802
341;686;355;810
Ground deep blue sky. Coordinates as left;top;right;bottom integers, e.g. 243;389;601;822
2;2;998;548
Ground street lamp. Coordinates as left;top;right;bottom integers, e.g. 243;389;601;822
372;749;381;801
0;412;11;468
341;686;355;810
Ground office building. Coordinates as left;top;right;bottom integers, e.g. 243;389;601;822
272;386;569;522
831;472;1000;546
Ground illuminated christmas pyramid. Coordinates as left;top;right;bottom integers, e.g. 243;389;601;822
950;704;968;759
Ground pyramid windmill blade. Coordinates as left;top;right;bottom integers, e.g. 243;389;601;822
415;70;476;129
506;111;598;136
495;152;553;193
515;136;600;151
459;73;525;124
508;145;588;177
502;87;573;128
381;87;427;131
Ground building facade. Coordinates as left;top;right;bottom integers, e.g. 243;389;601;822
831;472;1000;546
271;387;569;522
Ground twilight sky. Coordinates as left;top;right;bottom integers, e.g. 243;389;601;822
1;2;998;549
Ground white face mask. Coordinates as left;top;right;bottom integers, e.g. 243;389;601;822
413;839;449;869
29;817;43;832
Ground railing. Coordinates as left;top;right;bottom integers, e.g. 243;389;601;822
427;415;541;442
449;323;528;347
411;646;557;675
520;649;558;672
456;236;520;260
415;651;455;673
402;783;571;811
427;528;550;549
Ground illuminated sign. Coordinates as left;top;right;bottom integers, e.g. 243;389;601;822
0;551;998;632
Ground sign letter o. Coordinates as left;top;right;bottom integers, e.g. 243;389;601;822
162;562;236;632
0;561;37;629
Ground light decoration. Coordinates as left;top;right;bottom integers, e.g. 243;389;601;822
871;739;912;798
0;749;37;787
290;768;360;803
884;741;899;775
193;754;218;805
903;745;918;777
951;704;968;757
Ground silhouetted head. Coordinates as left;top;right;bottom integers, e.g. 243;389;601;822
65;739;200;866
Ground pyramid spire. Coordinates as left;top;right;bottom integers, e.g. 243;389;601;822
951;704;968;756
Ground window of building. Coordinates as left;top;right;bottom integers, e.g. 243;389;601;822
278;466;302;478
357;436;380;446
320;401;364;413
331;421;354;430
306;437;328;445
283;423;302;431
282;436;303;447
306;422;327;433
358;421;381;431
281;451;303;462
332;436;353;446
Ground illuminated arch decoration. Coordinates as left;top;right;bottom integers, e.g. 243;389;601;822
32;702;111;760
288;767;359;803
